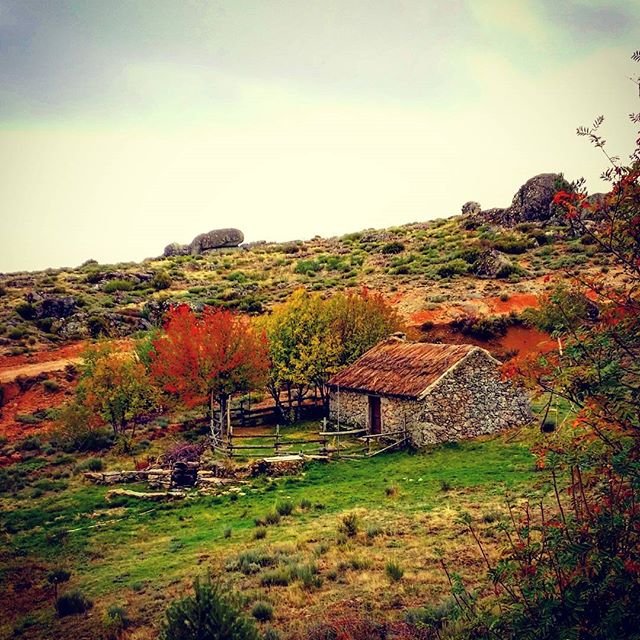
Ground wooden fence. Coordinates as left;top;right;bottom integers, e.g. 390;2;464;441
212;419;409;460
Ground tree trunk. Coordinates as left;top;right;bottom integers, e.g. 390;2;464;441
209;389;216;442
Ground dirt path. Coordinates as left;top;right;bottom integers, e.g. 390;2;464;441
0;357;82;384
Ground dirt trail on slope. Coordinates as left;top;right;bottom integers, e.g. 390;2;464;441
0;357;82;384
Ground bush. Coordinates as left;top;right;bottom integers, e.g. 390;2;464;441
161;575;259;640
436;259;469;278
56;591;93;617
74;457;104;473
251;601;273;622
260;568;291;587
264;511;281;526
104;279;134;293
276;500;294;516
151;270;172;291
381;241;405;254
491;234;530;254
103;605;129;639
254;527;267;540
15;301;37;320
341;513;359;537
43;379;61;392
51;402;114;452
385;561;404;582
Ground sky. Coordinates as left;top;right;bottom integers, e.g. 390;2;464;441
0;1;638;273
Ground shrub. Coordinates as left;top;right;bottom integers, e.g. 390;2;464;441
251;601;273;622
275;500;294;516
299;498;312;510
74;457;104;473
436;259;469;278
366;524;383;539
17;435;41;451
264;511;281;526
56;591;93;617
385;561;404;582
254;527;267;540
151;270;172;290
340;513;359;537
385;484;399;497
161;442;205;465
104;279;134;293
43;379;61;392
260;568;291;587
491;234;530;254
160;575;259;640
381;241;405;254
103;605;129;639
15;301;37;320
440;479;452;492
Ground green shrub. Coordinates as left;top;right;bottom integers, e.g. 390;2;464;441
299;498;312;510
17;435;41;451
104;279;134;293
260;568;291;587
56;591;93;617
491;234;530;254
264;511;281;526
160;575;259;640
150;270;172;290
436;259;469;278
294;259;321;275
276;500;294;516
254;527;267;540
74;457;104;473
381;241;405;254
251;601;273;622
385;561;404;582
42;379;61;392
103;605;130;639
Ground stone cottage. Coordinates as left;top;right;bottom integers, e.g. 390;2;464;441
327;336;531;446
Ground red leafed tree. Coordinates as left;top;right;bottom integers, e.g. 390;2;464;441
150;305;268;440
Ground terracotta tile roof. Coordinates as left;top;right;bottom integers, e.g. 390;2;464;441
327;339;478;399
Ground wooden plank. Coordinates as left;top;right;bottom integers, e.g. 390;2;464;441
319;428;367;436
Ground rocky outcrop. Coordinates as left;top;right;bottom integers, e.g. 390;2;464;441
163;228;244;258
473;249;515;279
163;242;190;257
191;228;244;254
465;173;571;226
461;201;481;216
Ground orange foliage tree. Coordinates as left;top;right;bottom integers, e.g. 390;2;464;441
150;305;268;440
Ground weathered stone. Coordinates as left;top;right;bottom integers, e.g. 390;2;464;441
473;249;515;279
329;349;531;447
190;228;244;254
461;201;481;216
163;242;190;257
105;489;185;502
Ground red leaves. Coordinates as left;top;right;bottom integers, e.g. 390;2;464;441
150;305;268;407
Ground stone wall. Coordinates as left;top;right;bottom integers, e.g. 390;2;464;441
328;349;531;446
410;350;531;446
328;389;415;433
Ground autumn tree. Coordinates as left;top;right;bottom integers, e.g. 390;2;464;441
150;305;268;441
445;52;640;640
262;288;404;421
79;344;160;440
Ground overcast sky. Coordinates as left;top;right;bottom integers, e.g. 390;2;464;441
0;0;638;272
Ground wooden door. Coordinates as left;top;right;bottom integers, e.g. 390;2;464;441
368;396;381;434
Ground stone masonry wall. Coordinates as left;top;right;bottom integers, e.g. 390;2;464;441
328;389;416;433
329;349;531;446
410;349;531;446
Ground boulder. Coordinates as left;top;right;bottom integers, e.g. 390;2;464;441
467;173;570;226
37;296;77;319
190;228;244;254
163;242;190;257
506;173;566;223
461;201;481;216
473;249;515;279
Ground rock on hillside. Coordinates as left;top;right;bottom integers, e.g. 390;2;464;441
464;173;571;226
163;228;244;257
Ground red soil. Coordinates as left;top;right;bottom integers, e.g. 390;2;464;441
486;293;539;314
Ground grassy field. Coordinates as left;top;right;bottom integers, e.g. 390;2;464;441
1;431;544;640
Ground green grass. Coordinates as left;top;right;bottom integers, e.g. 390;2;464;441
0;435;539;638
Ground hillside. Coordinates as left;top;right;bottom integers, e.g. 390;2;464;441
0;206;613;359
